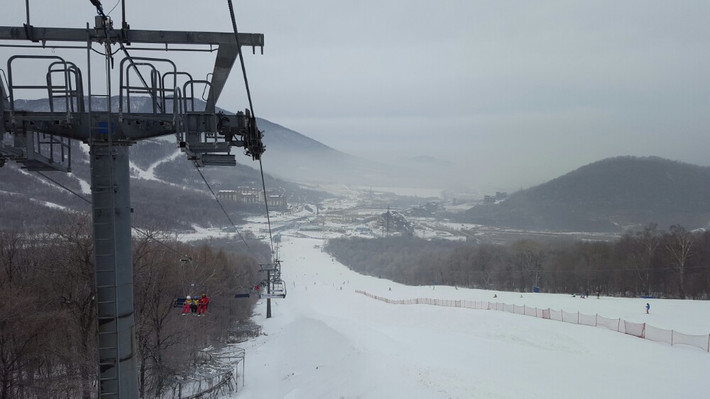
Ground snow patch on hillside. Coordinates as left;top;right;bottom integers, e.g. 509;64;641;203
29;197;68;210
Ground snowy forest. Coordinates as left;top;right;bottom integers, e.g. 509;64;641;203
0;214;268;399
325;224;709;299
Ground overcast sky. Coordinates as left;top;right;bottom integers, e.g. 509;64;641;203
2;1;709;191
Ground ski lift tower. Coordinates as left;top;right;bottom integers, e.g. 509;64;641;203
0;3;264;398
259;259;286;318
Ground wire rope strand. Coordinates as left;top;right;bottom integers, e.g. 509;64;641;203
226;0;255;115
106;0;121;16
35;171;91;204
193;165;250;248
118;43;163;112
258;158;275;258
131;226;186;256
90;0;162;112
33;171;185;257
225;0;275;260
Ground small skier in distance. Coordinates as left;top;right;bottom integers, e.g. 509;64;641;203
646;303;650;314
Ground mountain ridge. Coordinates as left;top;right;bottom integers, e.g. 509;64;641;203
5;97;710;233
463;156;710;232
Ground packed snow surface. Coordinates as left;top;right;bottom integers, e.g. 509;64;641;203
228;233;710;399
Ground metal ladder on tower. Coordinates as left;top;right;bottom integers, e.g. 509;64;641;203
92;133;122;399
93;173;121;398
89;64;123;397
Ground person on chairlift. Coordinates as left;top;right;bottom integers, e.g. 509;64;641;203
182;295;191;315
198;293;210;316
190;296;199;314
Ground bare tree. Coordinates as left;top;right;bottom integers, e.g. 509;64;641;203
622;223;660;296
134;235;186;398
511;240;546;292
0;289;65;399
39;214;99;399
665;225;694;298
133;237;263;397
473;245;500;289
0;232;71;399
0;231;22;285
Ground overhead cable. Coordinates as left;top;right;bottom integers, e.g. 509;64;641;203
33;170;184;256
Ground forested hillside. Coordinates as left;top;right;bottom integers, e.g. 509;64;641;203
1;96;333;230
463;156;710;232
0;214;270;398
325;223;710;299
0;136;328;230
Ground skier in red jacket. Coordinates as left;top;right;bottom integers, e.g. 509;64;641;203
198;294;210;316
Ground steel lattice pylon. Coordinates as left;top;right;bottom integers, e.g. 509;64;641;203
0;10;264;398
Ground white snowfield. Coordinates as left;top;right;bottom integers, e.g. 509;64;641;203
231;234;710;399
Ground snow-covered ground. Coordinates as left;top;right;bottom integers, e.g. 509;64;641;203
226;232;710;399
163;185;710;398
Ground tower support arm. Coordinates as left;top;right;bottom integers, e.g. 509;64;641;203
206;42;239;113
0;26;263;48
6;112;176;142
7;111;264;160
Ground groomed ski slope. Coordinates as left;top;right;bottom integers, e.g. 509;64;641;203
231;233;710;399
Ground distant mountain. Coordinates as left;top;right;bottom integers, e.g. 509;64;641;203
256;119;452;188
1;95;458;231
258;119;337;154
1;98;334;230
463;156;710;232
7;97;403;186
6;97;462;190
255;118;372;185
0;135;331;230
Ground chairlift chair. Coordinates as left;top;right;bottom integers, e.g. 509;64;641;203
271;279;287;298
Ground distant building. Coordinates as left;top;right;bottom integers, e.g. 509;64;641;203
266;193;286;208
217;187;286;209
